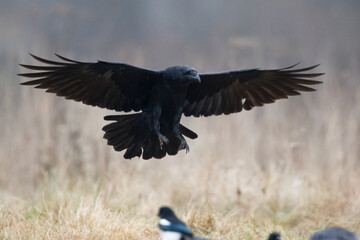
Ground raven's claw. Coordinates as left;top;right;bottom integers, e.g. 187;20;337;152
158;134;169;149
178;137;190;153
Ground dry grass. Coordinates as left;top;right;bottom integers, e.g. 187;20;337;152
0;2;359;237
0;61;360;239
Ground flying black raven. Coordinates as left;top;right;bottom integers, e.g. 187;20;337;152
19;54;323;159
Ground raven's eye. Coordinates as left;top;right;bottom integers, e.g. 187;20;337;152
187;70;197;75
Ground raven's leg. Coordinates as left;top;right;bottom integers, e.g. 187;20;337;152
151;105;168;148
172;108;190;153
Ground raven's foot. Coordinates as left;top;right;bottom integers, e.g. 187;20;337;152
178;137;190;153
158;133;169;149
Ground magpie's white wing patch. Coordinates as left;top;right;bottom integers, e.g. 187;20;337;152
159;218;171;226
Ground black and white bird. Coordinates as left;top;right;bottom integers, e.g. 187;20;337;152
158;207;194;240
310;227;359;240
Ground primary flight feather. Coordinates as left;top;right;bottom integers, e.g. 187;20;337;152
19;54;323;159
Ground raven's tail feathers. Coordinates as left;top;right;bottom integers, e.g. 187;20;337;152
102;113;197;160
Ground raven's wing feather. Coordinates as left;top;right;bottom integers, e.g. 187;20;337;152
19;54;160;112
183;64;323;117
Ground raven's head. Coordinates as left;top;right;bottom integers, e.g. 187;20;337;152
163;66;201;86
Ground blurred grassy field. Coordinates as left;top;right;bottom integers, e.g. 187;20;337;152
1;1;360;239
1;62;359;239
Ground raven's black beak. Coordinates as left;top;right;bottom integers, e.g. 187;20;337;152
188;73;201;83
186;69;201;84
193;75;201;83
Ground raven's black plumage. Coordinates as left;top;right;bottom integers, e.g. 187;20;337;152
19;54;323;159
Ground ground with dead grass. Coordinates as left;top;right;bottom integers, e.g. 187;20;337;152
1;64;360;239
1;2;359;239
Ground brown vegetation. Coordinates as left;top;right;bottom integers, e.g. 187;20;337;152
0;1;359;239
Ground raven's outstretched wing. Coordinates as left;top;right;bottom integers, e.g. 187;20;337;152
19;54;160;112
183;64;323;117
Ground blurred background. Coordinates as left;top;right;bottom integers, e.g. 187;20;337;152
0;0;359;239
